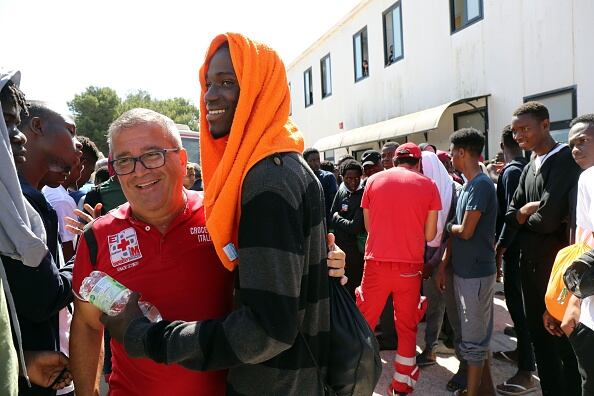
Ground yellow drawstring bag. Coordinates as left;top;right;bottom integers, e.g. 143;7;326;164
545;242;592;321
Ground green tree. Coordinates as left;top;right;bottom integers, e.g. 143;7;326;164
68;87;199;155
118;90;199;131
68;86;121;154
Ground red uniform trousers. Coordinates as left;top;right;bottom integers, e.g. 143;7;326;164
356;260;426;394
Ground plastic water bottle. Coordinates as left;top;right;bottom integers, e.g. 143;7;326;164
79;271;162;322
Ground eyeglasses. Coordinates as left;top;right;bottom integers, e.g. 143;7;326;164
109;148;180;176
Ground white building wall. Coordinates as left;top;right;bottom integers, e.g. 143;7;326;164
287;0;594;158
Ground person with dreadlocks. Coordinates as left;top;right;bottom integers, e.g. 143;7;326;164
0;71;73;395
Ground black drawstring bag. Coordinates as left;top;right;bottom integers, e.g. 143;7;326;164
564;249;594;298
301;279;382;396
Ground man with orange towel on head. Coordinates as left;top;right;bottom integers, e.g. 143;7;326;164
100;33;346;395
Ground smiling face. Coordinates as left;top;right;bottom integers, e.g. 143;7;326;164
204;46;240;139
569;122;594;170
111;123;187;220
511;113;550;153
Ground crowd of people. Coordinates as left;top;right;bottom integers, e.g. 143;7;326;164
304;101;594;396
1;32;594;396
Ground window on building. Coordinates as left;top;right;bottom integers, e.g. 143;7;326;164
450;0;483;33
383;2;404;66
324;150;335;162
353;27;369;82
303;68;313;108
320;54;332;98
454;107;489;157
288;82;292;115
525;86;577;143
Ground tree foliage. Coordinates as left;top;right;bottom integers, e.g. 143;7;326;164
68;87;199;155
68;86;120;154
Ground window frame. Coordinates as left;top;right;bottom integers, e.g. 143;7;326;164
382;1;404;67
320;53;332;99
453;106;489;157
450;0;484;34
524;85;577;141
303;67;313;108
352;26;369;83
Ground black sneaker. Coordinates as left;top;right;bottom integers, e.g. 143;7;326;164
416;349;437;367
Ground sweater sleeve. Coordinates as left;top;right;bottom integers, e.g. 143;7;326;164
125;180;307;370
332;206;364;235
505;166;529;230
3;253;73;323
498;167;522;247
525;161;580;234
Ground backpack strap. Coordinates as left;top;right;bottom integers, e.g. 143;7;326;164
82;223;98;268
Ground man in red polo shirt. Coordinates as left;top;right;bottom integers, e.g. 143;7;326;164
69;109;235;396
357;142;441;396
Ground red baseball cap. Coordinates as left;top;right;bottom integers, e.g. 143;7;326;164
436;150;451;162
395;143;422;159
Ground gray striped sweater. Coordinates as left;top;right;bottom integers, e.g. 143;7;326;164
125;152;331;395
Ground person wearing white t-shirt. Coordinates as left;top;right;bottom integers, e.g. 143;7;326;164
561;114;594;396
42;184;78;261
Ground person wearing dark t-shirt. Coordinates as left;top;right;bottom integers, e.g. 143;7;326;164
304;147;338;226
506;102;581;396
495;125;536;394
436;128;497;396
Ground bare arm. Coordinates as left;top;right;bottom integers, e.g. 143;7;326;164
70;298;104;396
450;210;482;240
424;210;438;241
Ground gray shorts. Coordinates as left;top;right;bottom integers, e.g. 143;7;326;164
453;274;495;365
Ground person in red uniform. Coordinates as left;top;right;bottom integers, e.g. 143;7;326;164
356;142;441;396
69;109;235;396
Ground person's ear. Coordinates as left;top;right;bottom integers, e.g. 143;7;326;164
541;118;550;132
30;117;43;136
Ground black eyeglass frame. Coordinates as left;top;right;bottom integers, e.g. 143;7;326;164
109;148;181;176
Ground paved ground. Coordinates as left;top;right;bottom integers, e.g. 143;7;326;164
374;288;543;395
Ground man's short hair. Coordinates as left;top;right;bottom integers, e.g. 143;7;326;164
107;108;181;151
382;141;399;151
340;160;363;176
94;167;110;185
78;136;101;163
395;157;420;167
501;124;520;150
569;113;594;129
320;161;335;173
192;162;202;179
450;128;485;157
303;147;319;161
19;100;60;128
512;101;550;123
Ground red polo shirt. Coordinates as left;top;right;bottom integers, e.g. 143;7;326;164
73;191;234;396
361;167;441;263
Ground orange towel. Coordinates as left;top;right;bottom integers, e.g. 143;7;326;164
199;33;304;271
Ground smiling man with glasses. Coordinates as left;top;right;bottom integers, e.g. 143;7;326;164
69;108;236;396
